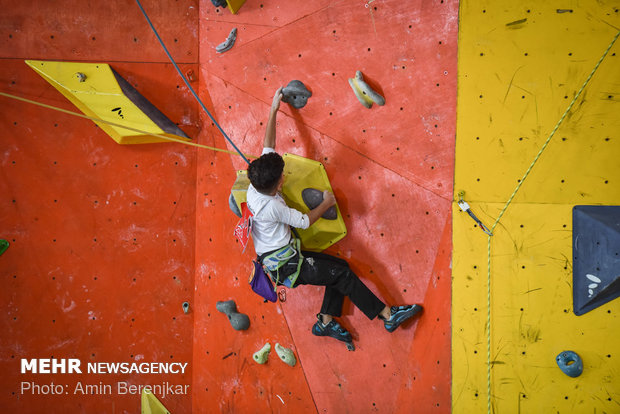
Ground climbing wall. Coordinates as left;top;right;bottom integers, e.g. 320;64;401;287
0;1;200;412
0;0;457;412
453;1;620;413
194;0;457;412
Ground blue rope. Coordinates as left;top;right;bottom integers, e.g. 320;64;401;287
135;0;250;165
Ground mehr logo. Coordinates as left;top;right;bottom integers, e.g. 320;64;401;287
21;359;82;374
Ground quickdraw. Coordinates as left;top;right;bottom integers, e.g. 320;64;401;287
457;191;493;236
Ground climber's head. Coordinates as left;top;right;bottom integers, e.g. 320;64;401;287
248;152;285;195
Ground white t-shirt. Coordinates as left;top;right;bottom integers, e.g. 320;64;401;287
247;148;309;256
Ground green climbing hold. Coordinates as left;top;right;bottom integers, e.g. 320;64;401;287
253;343;271;364
275;343;296;367
0;240;9;256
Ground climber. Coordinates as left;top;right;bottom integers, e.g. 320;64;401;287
246;87;423;346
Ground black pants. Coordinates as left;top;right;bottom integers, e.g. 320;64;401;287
282;250;386;320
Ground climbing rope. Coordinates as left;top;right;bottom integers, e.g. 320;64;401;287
484;29;619;414
134;0;251;165
0;91;256;158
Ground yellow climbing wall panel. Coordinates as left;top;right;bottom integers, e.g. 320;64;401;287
453;1;620;413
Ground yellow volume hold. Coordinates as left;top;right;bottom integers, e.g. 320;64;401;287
141;389;170;414
230;153;347;252
25;60;190;145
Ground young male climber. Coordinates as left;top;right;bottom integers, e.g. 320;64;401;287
246;87;422;346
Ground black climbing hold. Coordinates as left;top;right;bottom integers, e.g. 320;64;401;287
111;69;189;139
216;300;237;315
229;193;242;218
216;300;250;330
572;206;620;315
302;188;337;220
282;80;312;109
211;0;227;7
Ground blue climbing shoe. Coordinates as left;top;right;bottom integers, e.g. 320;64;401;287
382;305;423;332
312;314;352;344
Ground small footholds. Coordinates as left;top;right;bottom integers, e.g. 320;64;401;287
182;302;190;314
348;71;385;108
216;28;237;53
75;72;87;82
281;80;312;109
506;18;527;27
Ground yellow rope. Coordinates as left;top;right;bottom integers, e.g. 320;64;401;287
0;91;257;159
484;29;619;414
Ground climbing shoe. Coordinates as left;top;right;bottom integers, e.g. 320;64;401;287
382;305;423;333
311;314;352;343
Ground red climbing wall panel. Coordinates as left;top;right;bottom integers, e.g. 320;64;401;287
0;1;200;413
195;0;456;412
0;0;456;412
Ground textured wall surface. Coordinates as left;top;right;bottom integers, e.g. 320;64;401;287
0;0;456;412
0;1;200;412
453;1;619;413
194;0;456;412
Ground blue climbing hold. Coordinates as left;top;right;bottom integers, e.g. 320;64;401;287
556;351;583;378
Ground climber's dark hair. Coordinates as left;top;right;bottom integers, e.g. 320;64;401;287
247;152;285;194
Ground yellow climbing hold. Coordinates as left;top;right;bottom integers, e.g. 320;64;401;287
141;389;170;414
281;153;347;252
230;154;347;252
25;60;191;145
226;0;247;14
348;71;385;108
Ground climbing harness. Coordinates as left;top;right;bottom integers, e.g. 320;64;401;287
456;191;492;236
482;29;620;414
134;0;250;164
261;238;304;289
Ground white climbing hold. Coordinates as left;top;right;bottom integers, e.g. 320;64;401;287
216;28;237;53
253;343;271;364
275;343;296;367
586;274;601;283
348;70;385;108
